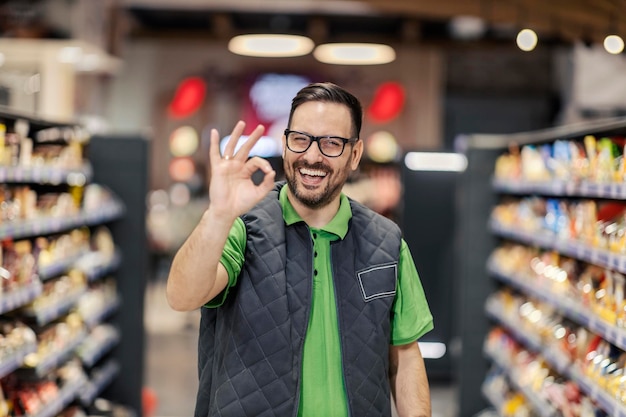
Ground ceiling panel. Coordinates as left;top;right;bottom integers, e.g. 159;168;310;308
86;0;626;45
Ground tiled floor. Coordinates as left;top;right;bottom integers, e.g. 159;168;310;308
143;280;459;417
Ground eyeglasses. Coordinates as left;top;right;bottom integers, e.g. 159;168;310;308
284;129;358;158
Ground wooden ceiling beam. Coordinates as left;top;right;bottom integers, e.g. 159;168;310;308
340;0;623;42
125;0;625;45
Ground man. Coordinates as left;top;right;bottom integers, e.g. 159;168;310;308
167;82;433;417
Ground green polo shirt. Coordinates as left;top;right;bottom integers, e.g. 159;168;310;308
209;186;434;417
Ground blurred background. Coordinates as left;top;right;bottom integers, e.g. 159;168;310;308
0;0;626;417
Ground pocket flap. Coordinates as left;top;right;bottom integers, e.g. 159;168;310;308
357;263;397;302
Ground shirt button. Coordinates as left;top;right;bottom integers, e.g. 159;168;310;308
314;269;318;276
313;233;317;239
314;251;318;257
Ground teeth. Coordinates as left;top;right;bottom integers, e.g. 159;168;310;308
300;168;327;177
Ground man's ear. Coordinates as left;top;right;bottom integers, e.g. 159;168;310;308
350;139;364;171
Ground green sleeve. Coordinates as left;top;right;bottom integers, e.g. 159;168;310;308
204;217;247;308
390;239;434;345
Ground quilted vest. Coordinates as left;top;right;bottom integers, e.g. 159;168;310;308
195;182;402;417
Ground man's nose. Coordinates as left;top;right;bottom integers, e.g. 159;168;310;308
304;139;325;160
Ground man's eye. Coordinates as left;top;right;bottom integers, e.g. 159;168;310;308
323;138;342;148
293;135;310;143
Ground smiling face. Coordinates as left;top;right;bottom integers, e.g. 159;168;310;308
283;100;363;211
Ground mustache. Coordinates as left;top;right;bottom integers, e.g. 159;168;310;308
293;161;332;172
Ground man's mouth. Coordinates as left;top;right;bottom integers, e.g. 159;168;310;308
299;167;327;178
298;166;328;186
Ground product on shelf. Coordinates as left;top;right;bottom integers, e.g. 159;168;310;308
76;277;118;325
491;240;626;331
23;313;86;370
0;111;128;416
2;358;87;416
493;134;626;184
36;229;88;270
485;326;609;417
0;319;37;364
0;119;88;170
492;196;626;253
0;239;37;294
483;122;626;417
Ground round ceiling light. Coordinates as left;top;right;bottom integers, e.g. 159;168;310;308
516;28;538;52
604;35;625;54
228;34;315;57
313;43;396;65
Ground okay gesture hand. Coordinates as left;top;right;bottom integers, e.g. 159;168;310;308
208;120;276;220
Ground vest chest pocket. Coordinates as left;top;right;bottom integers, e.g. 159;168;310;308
357;263;397;302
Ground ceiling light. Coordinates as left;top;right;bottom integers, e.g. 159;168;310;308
449;16;487;40
228;34;314;57
604;34;625;54
314;43;396;65
516;28;538;51
404;152;468;172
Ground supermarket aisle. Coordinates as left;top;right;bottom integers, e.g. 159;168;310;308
144;279;200;417
143;280;459;417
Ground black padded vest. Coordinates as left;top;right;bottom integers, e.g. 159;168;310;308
195;182;402;417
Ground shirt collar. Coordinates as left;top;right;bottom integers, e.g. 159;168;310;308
279;184;352;239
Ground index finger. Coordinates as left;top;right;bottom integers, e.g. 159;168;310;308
234;124;265;160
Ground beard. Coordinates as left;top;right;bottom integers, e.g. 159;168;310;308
285;160;349;209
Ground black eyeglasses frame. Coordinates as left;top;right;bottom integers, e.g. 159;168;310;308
284;129;359;158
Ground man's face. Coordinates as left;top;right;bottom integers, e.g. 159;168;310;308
283;101;363;209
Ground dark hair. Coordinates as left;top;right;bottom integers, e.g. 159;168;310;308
288;82;363;139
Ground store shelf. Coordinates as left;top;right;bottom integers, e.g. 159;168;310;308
485;297;542;348
39;248;121;283
78;326;120;367
0;199;125;241
0;341;37;379
487;259;626;351
0;111;143;415
486;294;626;417
23;287;87;326
485;297;571;374
492;178;626;200
466;117;626;417
481;383;505;417
32;375;88;417
0;164;93;185
570;368;626;417
79;359;120;405
82;297;121;329
78;249;122;282
483;344;558;417
0;280;43;314
490;220;626;274
32;329;87;376
38;252;86;281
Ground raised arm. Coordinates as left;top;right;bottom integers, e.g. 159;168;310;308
166;121;276;311
389;342;431;417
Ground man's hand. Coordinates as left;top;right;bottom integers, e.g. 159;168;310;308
208;121;276;221
166;120;277;311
